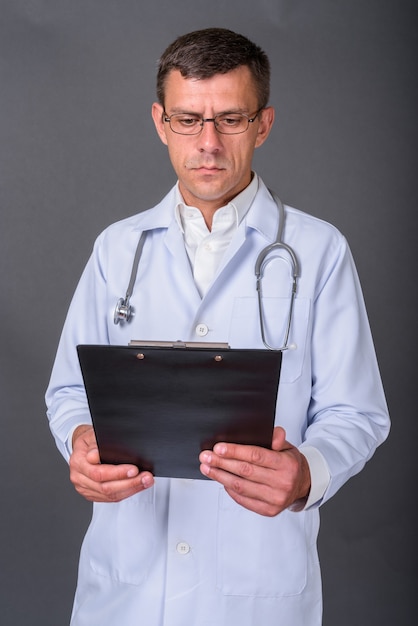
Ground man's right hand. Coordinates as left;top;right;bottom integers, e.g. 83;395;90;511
69;425;154;502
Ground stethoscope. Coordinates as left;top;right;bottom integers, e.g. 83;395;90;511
114;191;300;352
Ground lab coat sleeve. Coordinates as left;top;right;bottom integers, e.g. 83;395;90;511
300;235;390;504
46;231;110;462
298;446;330;509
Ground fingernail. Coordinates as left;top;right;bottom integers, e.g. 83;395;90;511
127;468;138;478
200;464;210;476
141;474;153;488
214;443;227;455
201;451;212;463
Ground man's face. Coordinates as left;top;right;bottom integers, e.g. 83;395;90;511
152;66;274;220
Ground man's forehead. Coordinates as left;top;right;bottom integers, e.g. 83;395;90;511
163;67;258;107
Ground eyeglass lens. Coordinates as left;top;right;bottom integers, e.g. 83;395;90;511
167;113;254;135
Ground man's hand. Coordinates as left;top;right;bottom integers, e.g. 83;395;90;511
69;425;154;502
199;426;311;516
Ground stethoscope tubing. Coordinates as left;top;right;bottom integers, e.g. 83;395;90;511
255;192;300;351
114;191;300;352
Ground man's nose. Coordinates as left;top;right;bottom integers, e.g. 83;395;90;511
196;119;223;151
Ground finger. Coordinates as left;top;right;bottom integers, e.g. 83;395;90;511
200;461;288;516
205;441;281;471
73;470;154;503
70;445;153;501
199;448;278;492
72;441;140;482
199;442;284;492
200;458;269;492
87;462;140;483
94;471;154;501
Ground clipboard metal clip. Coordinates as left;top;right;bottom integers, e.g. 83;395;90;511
129;339;230;349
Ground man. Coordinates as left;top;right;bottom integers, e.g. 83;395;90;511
46;28;390;625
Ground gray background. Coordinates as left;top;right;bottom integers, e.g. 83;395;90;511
1;1;416;624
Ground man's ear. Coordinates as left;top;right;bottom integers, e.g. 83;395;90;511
151;102;168;145
254;106;275;149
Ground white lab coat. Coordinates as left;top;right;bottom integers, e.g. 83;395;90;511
46;177;389;626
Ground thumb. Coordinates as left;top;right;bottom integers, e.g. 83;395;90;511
86;446;101;465
271;426;292;451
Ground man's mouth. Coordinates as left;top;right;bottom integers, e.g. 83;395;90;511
192;165;225;172
186;159;227;172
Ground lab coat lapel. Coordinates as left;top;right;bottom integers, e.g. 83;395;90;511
201;182;279;301
163;218;203;308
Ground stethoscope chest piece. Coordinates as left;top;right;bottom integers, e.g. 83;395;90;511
114;297;132;325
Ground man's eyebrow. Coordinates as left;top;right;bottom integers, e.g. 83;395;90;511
165;108;199;115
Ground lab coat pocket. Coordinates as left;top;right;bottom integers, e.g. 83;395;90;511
216;491;308;597
229;297;310;383
83;489;156;586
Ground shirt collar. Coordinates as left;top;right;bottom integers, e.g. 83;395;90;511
174;173;259;233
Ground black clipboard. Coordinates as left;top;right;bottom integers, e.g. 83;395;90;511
77;342;282;479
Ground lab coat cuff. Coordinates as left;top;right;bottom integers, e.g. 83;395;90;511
65;423;86;458
289;445;330;512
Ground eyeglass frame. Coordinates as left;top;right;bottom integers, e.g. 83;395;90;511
162;108;264;136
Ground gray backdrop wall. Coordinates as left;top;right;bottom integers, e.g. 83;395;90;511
1;1;416;624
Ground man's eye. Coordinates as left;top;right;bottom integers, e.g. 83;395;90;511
219;116;242;126
178;117;200;126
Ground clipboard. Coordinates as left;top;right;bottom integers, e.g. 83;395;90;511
77;342;282;479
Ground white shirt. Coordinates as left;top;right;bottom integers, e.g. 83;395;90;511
175;175;257;297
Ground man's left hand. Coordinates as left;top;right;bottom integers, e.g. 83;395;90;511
199;426;311;516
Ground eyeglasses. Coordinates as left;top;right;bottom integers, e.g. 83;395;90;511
163;109;263;135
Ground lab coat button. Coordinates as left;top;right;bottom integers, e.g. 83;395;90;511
176;542;190;555
195;323;209;337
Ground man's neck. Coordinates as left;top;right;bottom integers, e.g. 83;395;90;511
178;174;256;231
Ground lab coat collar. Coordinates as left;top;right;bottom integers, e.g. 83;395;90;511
131;186;178;232
129;175;282;308
131;175;280;246
244;178;281;244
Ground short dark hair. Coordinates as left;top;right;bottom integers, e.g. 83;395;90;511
156;28;270;109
